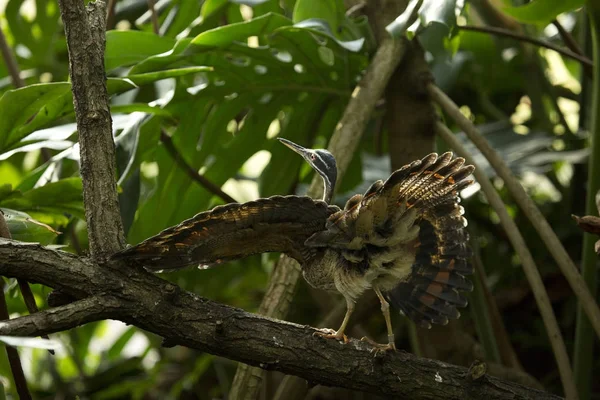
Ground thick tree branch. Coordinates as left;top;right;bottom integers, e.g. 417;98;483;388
0;240;559;399
58;0;125;256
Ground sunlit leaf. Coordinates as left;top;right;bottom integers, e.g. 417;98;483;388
0;177;84;225
1;208;60;244
0;335;62;350
500;0;585;25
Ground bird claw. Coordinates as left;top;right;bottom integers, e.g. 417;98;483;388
360;336;397;354
313;329;349;344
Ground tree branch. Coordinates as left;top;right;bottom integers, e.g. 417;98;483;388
0;280;31;399
552;19;584;57
0;240;560;399
58;0;125;257
0;27;24;88
0;295;126;336
458;25;593;77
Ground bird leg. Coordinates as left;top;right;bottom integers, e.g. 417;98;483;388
361;287;396;351
314;296;355;344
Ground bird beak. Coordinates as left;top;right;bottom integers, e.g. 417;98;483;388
278;138;310;157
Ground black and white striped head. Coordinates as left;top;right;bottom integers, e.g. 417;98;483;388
278;138;337;203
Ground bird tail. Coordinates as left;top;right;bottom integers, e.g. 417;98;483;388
383;152;475;328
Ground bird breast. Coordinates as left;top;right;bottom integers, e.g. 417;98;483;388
302;241;418;301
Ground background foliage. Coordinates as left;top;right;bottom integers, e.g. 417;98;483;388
0;0;598;398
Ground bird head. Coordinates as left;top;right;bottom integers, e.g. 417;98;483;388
278;138;337;203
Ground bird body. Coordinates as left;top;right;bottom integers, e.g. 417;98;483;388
114;139;474;349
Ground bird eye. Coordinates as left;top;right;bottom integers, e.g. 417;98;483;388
311;154;316;161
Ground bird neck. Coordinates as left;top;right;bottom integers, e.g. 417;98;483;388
322;176;334;203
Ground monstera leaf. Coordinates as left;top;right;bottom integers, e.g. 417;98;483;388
111;13;369;243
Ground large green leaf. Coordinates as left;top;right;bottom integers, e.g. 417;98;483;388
0;68;210;155
188;12;291;48
1;208;60;244
105;31;177;71
0;83;72;153
293;0;345;34
500;0;585;26
125;14;368;242
0;177;83;225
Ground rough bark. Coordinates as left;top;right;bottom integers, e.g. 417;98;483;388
0;240;561;400
58;0;124;257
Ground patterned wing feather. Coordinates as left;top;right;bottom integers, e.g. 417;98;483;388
113;196;339;271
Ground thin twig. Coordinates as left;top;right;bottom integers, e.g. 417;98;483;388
459;25;593;76
552;19;584;57
159;131;237;204
229;36;410;400
435;121;578;400
147;0;160;34
0;27;24;88
428;83;600;342
17;280;54;355
105;0;117;29
0;281;32;400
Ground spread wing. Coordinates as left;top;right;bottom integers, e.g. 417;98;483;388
113;196;339;271
305;152;474;327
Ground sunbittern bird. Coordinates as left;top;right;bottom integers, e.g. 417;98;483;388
113;138;475;350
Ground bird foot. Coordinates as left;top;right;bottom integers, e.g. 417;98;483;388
360;336;397;353
313;328;349;344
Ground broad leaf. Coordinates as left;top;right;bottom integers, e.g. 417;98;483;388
1;208;60;244
0;177;83;225
501;0;585;26
105;31;177;71
0;68;210;154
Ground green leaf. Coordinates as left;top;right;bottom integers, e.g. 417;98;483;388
108;66;213;91
189;12;292;48
125;14;367;243
201;0;229;18
501;0;585;26
110;104;175;119
107;327;137;361
293;0;345;34
0;68;207;155
0;83;72;153
0;177;84;225
0;335;62;350
105;31;177;71
1;208;60;244
232;0;271;5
